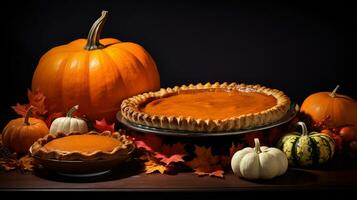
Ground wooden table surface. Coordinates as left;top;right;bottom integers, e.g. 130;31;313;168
1;157;356;192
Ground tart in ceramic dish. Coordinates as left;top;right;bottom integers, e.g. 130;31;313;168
121;82;291;132
30;131;135;161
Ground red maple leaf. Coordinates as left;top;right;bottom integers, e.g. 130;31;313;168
11;89;47;119
130;133;163;152
155;143;186;165
186;145;225;178
94;118;115;132
27;89;47;116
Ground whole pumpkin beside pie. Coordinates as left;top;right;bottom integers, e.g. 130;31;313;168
121;82;291;132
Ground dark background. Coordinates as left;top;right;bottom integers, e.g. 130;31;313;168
1;0;355;126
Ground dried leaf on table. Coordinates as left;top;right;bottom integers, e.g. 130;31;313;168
155;143;186;166
130;133;163;152
19;155;35;172
186;145;224;178
94;118;115;132
141;154;168;174
0;159;18;171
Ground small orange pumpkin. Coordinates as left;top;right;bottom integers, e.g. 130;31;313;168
32;11;160;122
301;85;357;129
2;107;49;154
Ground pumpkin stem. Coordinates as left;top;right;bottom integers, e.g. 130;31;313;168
329;85;340;97
24;106;34;126
297;121;309;136
254;138;262;154
84;10;108;50
67;105;79;117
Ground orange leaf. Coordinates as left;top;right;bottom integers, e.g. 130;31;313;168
11;89;48;119
19;155;35;172
94;118;115;132
186;145;224;177
155;143;186;165
11;103;29;117
28;89;48;116
130;133;163;152
143;154;168;174
0;159;18;171
187;146;220;168
194;166;224;178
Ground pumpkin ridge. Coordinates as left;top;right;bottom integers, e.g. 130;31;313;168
291;136;299;166
100;48;129;96
309;137;320;166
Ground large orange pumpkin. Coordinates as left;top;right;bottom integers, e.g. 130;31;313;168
32;11;160;122
300;85;357;129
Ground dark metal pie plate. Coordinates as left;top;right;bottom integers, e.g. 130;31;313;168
117;103;299;137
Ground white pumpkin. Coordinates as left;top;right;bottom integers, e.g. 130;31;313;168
49;105;88;135
231;138;288;180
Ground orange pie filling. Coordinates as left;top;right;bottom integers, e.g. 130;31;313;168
140;90;277;120
42;135;121;154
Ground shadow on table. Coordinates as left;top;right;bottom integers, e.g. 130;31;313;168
244;168;318;185
33;158;143;183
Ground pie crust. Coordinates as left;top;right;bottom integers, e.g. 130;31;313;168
121;82;291;132
30;131;135;161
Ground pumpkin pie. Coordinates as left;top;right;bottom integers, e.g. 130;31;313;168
30;131;135;161
121;82;291;132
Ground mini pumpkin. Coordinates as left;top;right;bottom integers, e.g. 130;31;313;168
277;121;335;167
32;11;160;122
231;138;288;180
49;105;88;135
2;107;49;154
300;85;357;129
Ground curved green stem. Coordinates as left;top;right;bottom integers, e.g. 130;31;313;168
24;106;34;126
84;10;108;50
66;105;79;117
329;85;340;98
254;138;262;154
297;121;309;136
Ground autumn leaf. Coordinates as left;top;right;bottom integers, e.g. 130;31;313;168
11;89;48;119
27;89;47;116
94;118;115;132
194;166;224;178
186;145;224;178
130;133;163;152
140;154;167;174
0;159;18;171
11;103;29;117
19;155;35;172
155;143;186;166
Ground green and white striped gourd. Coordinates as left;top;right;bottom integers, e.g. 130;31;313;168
277;121;335;167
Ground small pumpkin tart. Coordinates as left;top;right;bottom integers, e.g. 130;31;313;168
121;82;291;132
30;131;135;161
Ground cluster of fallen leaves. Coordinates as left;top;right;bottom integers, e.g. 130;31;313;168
126;131;244;178
0;138;35;172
